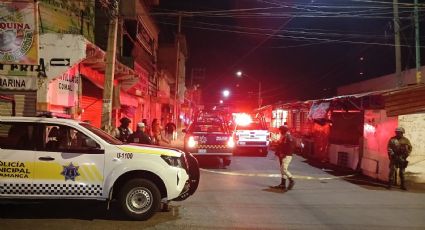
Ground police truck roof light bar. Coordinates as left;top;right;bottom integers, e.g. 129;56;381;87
234;113;252;126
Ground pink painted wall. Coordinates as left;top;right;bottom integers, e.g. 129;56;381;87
362;110;397;181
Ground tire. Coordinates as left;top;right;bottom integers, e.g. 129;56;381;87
223;157;231;166
186;152;200;196
119;179;161;221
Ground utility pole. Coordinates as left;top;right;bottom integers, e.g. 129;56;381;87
393;0;403;87
101;1;119;132
174;13;182;126
393;0;402;87
414;0;422;84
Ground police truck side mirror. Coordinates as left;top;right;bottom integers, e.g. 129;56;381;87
84;138;99;149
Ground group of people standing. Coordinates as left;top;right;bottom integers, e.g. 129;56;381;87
272;124;413;192
112;117;176;146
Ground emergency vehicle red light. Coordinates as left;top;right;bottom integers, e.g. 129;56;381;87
234;113;252;126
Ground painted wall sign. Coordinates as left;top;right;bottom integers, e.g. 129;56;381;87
48;65;79;107
0;58;46;77
39;0;95;42
0;1;38;65
0;75;37;90
50;58;70;67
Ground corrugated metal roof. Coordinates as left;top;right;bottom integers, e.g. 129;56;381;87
383;84;425;117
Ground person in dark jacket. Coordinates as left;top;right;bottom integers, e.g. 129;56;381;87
273;125;295;190
128;122;152;145
165;120;177;141
112;117;133;143
387;127;412;190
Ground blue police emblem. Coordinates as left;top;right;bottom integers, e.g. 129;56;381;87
61;162;80;181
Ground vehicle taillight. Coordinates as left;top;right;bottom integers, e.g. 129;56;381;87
187;136;196;148
227;137;235;148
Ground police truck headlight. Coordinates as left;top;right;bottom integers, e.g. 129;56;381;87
227;137;235;148
187;136;197;148
161;155;183;168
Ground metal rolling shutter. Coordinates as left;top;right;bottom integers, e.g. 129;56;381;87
0;91;36;116
81;96;102;128
0;95;14;116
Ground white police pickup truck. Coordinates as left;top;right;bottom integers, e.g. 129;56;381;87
234;121;270;156
0;116;199;220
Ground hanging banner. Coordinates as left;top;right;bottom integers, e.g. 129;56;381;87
308;101;331;120
0;1;38;65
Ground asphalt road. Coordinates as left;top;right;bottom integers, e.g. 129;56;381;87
1;152;425;230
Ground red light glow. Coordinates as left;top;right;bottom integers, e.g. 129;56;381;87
364;123;376;134
234;113;252;126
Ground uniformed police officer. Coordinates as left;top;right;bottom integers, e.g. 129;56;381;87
387;127;412;190
112;117;133;143
273;125;295;191
128;122;153;145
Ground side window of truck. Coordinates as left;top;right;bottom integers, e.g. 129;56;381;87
0;122;35;150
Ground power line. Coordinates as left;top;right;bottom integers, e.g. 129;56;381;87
157;20;424;48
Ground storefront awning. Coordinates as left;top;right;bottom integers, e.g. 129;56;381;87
81;43;137;87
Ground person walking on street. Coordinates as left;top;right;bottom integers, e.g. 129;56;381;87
165;120;176;141
128;122;153;145
273;125;295;191
387;127;412;190
112;117;133;143
151;118;170;146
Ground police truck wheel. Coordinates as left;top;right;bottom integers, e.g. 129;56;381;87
119;179;161;220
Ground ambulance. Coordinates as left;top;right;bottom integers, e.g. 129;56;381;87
0;116;199;220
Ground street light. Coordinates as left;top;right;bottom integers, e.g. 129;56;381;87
235;70;262;108
222;89;230;98
236;71;243;77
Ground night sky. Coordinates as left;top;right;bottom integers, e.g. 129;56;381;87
154;0;425;109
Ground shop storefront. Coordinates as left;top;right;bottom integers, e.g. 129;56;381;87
0;69;39;117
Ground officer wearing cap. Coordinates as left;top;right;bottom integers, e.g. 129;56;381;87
112;117;133;143
272;125;295;191
387;127;412;190
128;122;153;145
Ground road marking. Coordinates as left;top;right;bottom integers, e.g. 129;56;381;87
200;168;355;180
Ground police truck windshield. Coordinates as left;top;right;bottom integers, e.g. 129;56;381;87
80;123;123;145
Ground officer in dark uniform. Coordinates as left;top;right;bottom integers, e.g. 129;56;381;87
387;127;412;190
112;117;133;143
273;125;295;191
128;122;152;145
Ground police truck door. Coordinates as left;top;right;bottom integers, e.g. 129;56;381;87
0;122;36;197
33;124;105;198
